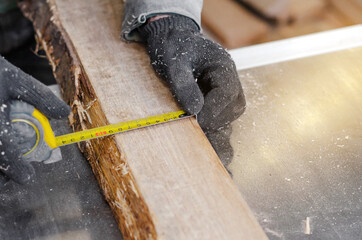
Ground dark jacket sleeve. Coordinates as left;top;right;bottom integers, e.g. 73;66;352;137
121;0;203;42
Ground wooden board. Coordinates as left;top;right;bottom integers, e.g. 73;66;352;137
329;0;362;24
355;0;362;7
288;0;327;22
230;47;362;239
20;0;268;239
265;9;343;42
240;0;290;22
252;8;358;46
202;0;359;49
202;0;269;49
240;0;327;22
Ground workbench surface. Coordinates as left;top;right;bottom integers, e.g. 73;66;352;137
228;26;362;239
231;47;362;240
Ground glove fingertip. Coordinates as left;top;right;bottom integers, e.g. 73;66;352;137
182;96;204;116
14;159;35;184
172;83;204;115
15;167;35;184
38;99;71;120
56;103;71;119
0;173;10;186
1;158;36;185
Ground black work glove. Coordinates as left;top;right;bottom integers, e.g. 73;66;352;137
0;56;70;185
0;7;34;54
139;16;246;168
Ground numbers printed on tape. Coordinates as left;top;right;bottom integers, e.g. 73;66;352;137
55;110;188;147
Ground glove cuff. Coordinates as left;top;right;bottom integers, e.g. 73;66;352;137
139;15;199;40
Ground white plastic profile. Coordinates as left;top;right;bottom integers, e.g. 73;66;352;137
229;25;362;71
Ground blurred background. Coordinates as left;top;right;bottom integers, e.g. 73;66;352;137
202;0;362;49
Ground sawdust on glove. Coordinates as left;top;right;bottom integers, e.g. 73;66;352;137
139;16;246;168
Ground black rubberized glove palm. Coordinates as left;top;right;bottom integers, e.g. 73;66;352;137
0;57;70;185
139;16;246;167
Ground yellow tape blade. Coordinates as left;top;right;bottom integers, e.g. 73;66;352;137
55;110;189;147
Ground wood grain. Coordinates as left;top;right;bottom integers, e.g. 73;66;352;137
20;0;268;239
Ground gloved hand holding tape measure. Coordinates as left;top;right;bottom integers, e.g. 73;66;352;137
0;57;189;186
0;57;70;185
0;15;246;185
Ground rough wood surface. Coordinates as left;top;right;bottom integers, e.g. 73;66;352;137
20;0;268;239
202;0;269;49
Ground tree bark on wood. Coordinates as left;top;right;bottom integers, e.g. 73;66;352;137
20;0;268;239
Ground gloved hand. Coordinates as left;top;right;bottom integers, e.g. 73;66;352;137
139;15;246;167
0;7;34;54
0;56;70;185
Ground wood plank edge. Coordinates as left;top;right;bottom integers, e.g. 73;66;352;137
19;1;157;239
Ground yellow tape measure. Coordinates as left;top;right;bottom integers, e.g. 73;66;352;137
10;101;190;163
55;110;188;147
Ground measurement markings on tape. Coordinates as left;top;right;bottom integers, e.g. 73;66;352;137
55;110;189;147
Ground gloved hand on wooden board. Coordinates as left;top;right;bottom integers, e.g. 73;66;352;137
138;15;246;167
